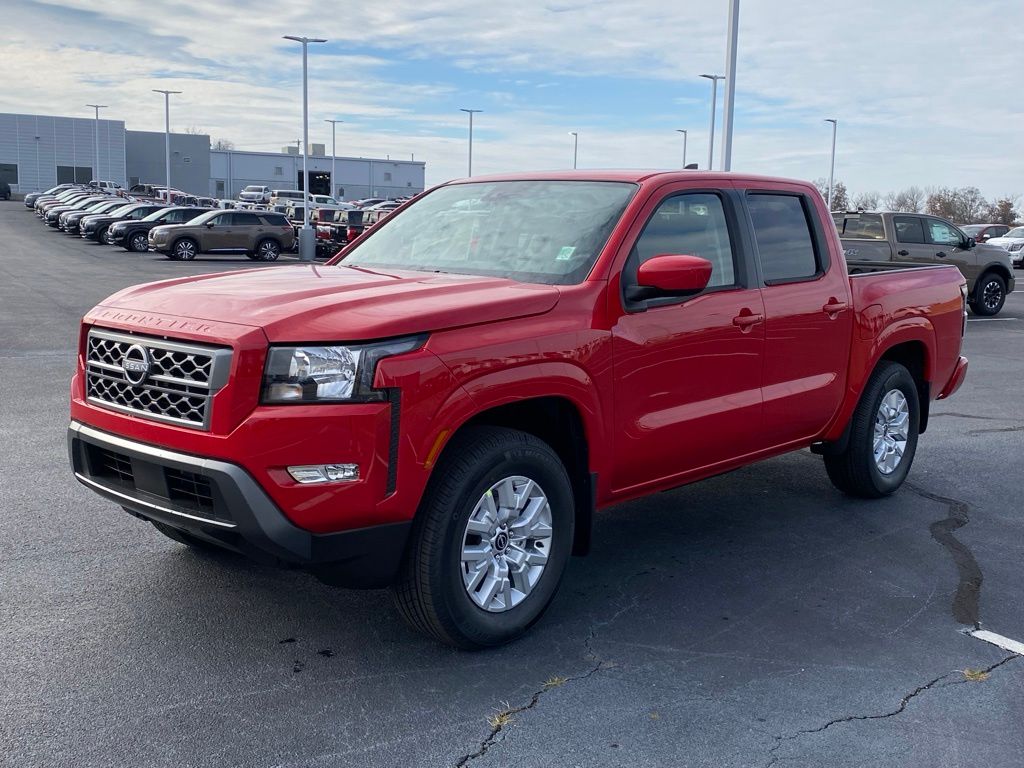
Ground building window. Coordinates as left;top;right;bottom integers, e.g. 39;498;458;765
57;166;93;184
384;172;392;182
0;163;18;185
274;166;283;176
215;180;225;194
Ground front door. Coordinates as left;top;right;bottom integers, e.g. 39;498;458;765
922;217;978;284
201;212;236;251
611;187;765;493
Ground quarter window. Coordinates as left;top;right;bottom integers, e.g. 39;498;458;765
893;216;925;244
747;194;818;283
632;193;736;288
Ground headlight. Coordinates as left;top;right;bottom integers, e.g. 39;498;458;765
261;336;425;403
1009;242;1023;251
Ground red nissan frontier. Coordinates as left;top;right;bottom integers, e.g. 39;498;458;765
68;171;969;648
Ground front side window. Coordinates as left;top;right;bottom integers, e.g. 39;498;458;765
893;216;925;244
341;180;637;285
632;193;736;288
747;194;819;283
926;219;962;246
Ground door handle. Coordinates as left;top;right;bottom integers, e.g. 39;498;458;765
936;251;947;258
732;312;764;331
822;299;849;317
897;249;909;257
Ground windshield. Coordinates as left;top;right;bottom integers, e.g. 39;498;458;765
1005;227;1024;238
960;225;985;235
243;186;264;192
341;180;637;285
143;207;175;222
108;204;137;217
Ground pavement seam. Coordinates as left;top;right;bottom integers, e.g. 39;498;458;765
762;655;1019;768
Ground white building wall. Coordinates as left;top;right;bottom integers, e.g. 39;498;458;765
0;113;126;193
210;149;425;201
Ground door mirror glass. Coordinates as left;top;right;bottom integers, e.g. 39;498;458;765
965;236;976;249
635;254;713;297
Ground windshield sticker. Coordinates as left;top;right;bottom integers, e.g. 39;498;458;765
556;246;577;261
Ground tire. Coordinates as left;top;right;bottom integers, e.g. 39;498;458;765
172;238;198;261
254;238;281;261
969;273;1006;316
391;426;574;649
824;361;920;498
150;520;222;552
97;225;110;244
128;231;149;252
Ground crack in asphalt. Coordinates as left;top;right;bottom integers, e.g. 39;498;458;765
452;663;604;768
966;424;1024;436
907;483;984;628
762;655;1019;768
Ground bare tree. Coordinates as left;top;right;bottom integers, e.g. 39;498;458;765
984;198;1019;225
212;138;235;151
926;186;988;223
813;178;848;211
852;191;879;211
182;125;207;135
883;186;925;213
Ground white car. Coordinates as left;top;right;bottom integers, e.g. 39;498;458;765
88;180;122;192
238;185;272;203
269;189;309;207
310;194;355;211
986;226;1024;267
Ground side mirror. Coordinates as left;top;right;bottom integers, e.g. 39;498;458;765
205;221;215;228
628;254;713;302
964;236;976;249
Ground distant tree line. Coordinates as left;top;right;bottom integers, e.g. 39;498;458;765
813;179;1020;225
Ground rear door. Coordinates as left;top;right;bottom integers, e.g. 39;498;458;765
610;183;766;492
231;212;266;249
890;214;937;264
742;185;853;448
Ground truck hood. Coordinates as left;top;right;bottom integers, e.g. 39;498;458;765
96;264;561;341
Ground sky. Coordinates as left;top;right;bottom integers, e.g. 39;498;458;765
2;0;1023;202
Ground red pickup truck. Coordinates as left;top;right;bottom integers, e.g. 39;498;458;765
69;171;969;648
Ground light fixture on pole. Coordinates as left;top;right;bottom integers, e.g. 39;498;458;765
85;104;107;183
824;118;838;210
569;131;578;169
720;0;740;171
699;75;723;170
283;35;328;262
324;119;342;199
675;129;688;168
152;90;181;199
460;109;482;177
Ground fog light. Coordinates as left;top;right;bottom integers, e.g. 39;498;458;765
287;464;360;484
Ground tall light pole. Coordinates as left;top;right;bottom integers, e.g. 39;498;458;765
699;75;723;170
34;135;41;190
824;118;838;210
284;35;328;262
324;119;342;199
85;104;107;182
569;131;578;169
720;0;740;171
675;129;688;168
460;108;482;177
152;90;181;198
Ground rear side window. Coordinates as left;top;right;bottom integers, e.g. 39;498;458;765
632;193;736;288
834;213;885;240
233;213;263;225
893;216;925;244
261;213;290;226
747;194;819;283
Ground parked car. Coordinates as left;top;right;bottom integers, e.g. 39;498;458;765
37;190;94;216
215;199;237;209
351;197;386;208
61;198;127;234
238;185;272;204
309;194;353;211
959;224;1009;243
1;180;10;200
314;208;387;258
269;189;309;208
128;183;166;198
43;195;110;226
108;206;212;252
986;226;1024;268
81;203;167;243
69;170;969;648
88;180;122;192
363;200;401;212
148;209;295;260
24;184;78;207
834;211;1015;315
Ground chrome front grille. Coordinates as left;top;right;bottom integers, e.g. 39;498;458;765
85;328;231;430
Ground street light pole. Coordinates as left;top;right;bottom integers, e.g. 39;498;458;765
699;75;723;170
720;0;740;171
85;104;107;182
460;109;482;177
152;90;181;198
824;118;838;210
284;35;328;262
569;132;578;169
675;129;688;168
324;119;342;199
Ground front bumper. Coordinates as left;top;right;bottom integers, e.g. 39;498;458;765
68;420;412;587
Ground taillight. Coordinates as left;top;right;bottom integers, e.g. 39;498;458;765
347;226;358;241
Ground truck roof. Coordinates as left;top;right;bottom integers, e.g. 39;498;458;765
444;169;817;187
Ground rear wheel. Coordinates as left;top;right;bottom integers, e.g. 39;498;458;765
128;231;149;252
172;238;198;261
391;426;573;648
823;361;920;498
969;273;1006;316
254;239;281;261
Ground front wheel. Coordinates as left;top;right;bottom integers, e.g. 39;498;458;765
172;238;198;261
969;273;1006;316
128;231;149;252
824;361;920;498
391;426;574;648
97;225;110;244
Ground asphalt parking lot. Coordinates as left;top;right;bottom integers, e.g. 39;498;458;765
1;199;1022;768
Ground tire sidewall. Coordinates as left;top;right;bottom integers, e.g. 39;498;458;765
174;239;197;260
432;440;574;647
129;232;148;252
256;239;280;261
971;274;1005;316
859;365;920;494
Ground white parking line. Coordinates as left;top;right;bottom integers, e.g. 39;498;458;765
970;629;1024;656
967;318;1018;322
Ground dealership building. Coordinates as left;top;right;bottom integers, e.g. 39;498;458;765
0;112;426;201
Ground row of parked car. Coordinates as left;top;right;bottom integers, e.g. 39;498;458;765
24;182;399;261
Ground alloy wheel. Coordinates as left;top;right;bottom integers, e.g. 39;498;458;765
873;389;909;475
982;280;1003;312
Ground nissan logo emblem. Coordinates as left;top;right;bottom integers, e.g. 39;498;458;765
122;344;152;385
